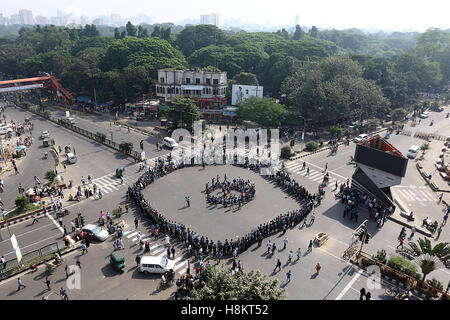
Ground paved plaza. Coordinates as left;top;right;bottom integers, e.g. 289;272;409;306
142;165;301;241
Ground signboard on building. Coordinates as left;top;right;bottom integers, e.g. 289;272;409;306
231;85;263;105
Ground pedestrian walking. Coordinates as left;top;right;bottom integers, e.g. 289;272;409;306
65;265;70;279
410;227;416;238
306;167;310;176
396;237;404;249
296;248;302;260
325;163;328;171
283;237;288;249
171;246;175;259
436;226;442;239
185;196;190;207
267;240;272;254
63;226;67;236
134;218;139;230
360;288;366;300
439;193;443;203
45;277;51;290
273;259;282;272
309;213;316;226
285;270;292;284
31;214;39;224
315;262;321;275
17;278;26;291
0;255;6;269
81;243;88;255
443;213;448;226
365;292;371;300
71;221;75;233
76;258;81;269
271;243;277;255
135;255;141;267
307;240;313;253
287;251;293;264
58;217;63;227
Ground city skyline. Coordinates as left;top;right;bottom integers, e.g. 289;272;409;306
0;0;449;31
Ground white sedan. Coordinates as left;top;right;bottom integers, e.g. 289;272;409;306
354;134;368;143
82;224;109;241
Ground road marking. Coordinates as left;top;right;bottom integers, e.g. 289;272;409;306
335;267;363;300
126;232;138;239
0;222;55;244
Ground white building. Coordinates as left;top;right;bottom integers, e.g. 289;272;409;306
200;13;219;27
19;9;34;25
156;68;227;111
35;16;49;25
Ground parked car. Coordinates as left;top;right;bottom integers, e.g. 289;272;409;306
419;112;429;119
354;134;368;143
81;224;109;241
163;137;178;149
139;256;176;274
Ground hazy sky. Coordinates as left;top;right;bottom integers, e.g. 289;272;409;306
2;0;449;31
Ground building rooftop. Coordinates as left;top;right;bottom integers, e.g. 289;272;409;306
358;134;405;158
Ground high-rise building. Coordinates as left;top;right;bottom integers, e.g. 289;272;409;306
200;13;219;27
10;14;20;25
295;15;299;26
0;14;7;26
35;16;49;25
111;14;121;26
19;9;34;25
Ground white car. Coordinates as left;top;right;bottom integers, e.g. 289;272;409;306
163;137;178;149
419;112;429;119
354;134;368;143
67;117;76;124
139;256;176;274
0;126;12;135
82;224;109;241
41;130;50;139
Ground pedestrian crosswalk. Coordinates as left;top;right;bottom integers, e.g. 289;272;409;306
394;186;436;203
283;160;346;186
122;228;188;275
72;171;141;196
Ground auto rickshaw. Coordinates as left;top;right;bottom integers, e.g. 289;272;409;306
43;138;50;147
116;166;125;178
110;251;125;273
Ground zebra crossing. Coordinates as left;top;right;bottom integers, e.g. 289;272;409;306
123;228;188;275
283;160;346;186
394;186;436;203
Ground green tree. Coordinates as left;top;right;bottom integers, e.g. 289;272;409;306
188;264;286;300
390;108;406;121
126;21;137;37
114;28;120;39
400;238;449;273
175;24;227;57
45;170;57;184
119;142;133;154
232;72;259;86
281;146;293;159
304;141;319;152
292;25;305;40
309;26;319;38
236;97;287;128
38;101;46;112
167;96;201;130
15;195;29;212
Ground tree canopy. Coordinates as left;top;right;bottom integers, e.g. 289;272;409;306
236;97;287;128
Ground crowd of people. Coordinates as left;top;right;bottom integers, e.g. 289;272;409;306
127;155;316;266
205;175;256;208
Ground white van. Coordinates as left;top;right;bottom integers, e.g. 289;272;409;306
407;145;420;159
139;256;175;274
66;152;77;164
163;137;178;149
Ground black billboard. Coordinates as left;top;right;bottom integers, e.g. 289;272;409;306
354;144;408;177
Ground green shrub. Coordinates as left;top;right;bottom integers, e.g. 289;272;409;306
112;209;122;218
372;249;387;264
15;195;28;211
45;170;57;184
280;146;292;159
119;142;133;154
305;141;319;152
388;254;421;279
426;278;444;290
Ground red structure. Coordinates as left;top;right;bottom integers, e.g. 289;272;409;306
0;76;73;105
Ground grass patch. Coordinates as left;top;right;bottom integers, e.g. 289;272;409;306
2;203;43;222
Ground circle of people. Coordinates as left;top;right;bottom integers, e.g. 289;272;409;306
205;175;256;208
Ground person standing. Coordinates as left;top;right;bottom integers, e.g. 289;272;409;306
287;250;293;264
271;243;277;255
0;255;6;269
285;270;292;284
307;240;313;253
436;226;442;239
17;278;26;291
410;227;416;239
283;237;288;249
134;218;139;230
267;240;272;254
309;213;316;226
360;287;366;300
443;213;448;226
76;258;81;270
81;243;88;255
296;248;302;260
365;292;371;300
45;277;51;290
65;265;70;279
315;262;321;275
273;259;282;272
185;196;190;207
325;163;328;171
438;193;443;203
